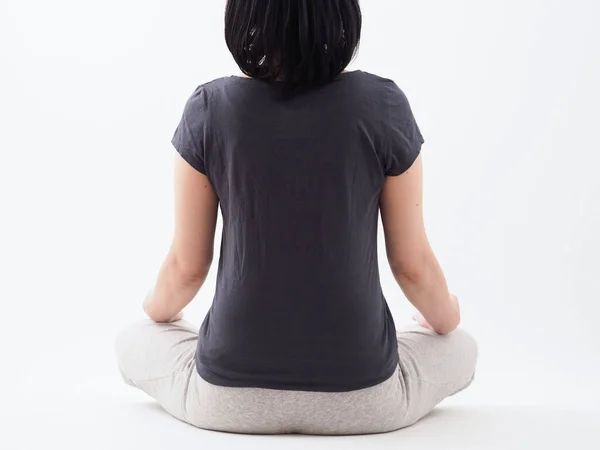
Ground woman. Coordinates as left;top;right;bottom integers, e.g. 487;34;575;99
115;0;477;435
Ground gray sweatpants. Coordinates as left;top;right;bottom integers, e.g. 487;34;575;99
115;319;477;435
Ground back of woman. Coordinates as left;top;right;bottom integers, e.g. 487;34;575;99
116;0;477;435
175;72;421;391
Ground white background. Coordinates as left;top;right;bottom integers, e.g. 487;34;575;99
1;0;599;430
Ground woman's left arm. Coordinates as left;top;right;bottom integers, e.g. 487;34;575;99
143;153;218;323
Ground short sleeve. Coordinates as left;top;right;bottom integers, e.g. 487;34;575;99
382;82;424;176
171;86;208;174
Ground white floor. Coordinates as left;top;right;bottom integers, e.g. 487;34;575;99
3;363;599;450
3;322;600;449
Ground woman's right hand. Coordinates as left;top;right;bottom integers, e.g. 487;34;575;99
413;294;460;333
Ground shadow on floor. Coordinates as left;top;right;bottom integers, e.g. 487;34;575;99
369;404;600;449
131;400;600;449
7;382;598;450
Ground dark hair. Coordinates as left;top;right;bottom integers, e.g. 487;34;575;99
225;0;362;91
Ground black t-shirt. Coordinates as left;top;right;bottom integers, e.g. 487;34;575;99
171;71;424;392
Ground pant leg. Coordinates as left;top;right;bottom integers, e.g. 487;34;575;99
396;325;478;427
114;319;199;424
114;319;476;434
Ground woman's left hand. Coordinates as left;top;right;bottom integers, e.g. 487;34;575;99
143;289;184;323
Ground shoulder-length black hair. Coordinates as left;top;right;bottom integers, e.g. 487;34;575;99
225;0;362;91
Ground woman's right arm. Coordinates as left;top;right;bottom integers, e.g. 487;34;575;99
380;154;460;335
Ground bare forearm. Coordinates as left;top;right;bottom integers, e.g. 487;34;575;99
392;255;460;335
143;255;209;323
